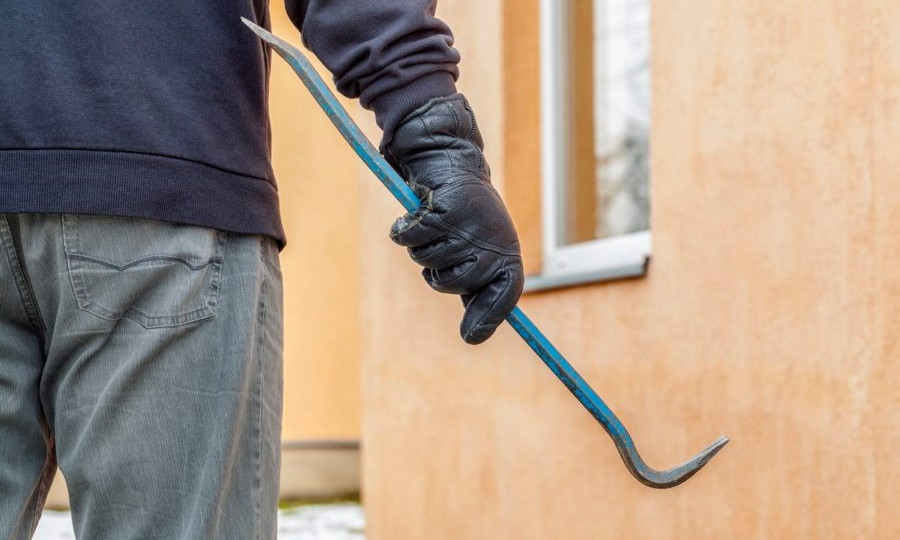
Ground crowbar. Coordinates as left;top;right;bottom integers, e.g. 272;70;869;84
242;18;728;489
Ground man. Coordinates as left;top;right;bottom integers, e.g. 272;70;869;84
0;1;523;539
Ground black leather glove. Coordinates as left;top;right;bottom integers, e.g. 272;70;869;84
381;93;524;344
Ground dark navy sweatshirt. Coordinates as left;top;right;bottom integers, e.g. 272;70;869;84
0;1;461;249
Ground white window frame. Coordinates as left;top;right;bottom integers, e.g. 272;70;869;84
525;0;651;292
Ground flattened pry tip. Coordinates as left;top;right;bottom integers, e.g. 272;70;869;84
706;436;730;458
687;435;730;470
240;17;268;39
240;16;298;63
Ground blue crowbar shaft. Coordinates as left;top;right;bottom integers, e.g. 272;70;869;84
242;18;728;489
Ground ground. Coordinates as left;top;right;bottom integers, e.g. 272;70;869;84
33;505;365;539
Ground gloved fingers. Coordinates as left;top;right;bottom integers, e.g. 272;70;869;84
407;236;470;268
423;255;498;295
389;205;445;248
459;267;524;345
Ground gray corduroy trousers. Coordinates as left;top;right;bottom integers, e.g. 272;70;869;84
0;213;284;539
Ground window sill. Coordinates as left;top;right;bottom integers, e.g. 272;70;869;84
524;231;650;293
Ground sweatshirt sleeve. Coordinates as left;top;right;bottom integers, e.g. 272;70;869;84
283;0;461;145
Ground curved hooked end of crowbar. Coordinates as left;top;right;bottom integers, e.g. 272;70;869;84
614;434;730;489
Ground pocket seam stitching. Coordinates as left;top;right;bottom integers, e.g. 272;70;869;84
61;215;227;329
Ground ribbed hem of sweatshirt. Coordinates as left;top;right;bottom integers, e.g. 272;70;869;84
368;71;458;149
0;149;287;250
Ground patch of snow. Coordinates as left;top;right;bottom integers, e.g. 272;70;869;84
33;505;365;540
279;504;366;540
33;511;75;539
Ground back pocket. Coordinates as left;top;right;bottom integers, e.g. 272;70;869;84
62;214;227;329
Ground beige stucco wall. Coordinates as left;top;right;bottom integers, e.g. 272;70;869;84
269;5;361;441
357;1;899;539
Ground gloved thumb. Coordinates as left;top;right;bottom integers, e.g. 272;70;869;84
459;269;523;344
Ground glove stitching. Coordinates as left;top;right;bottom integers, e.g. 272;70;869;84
464;104;477;140
399;180;518;256
412;167;490;187
426;256;479;287
432;177;491;195
412;229;516;265
421;180;520;256
463;104;485;172
420;109;456;170
451;229;520;257
448;103;462;170
427;251;479;278
409;238;456;263
428;223;520;258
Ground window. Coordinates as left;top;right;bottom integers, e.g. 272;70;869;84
527;0;651;291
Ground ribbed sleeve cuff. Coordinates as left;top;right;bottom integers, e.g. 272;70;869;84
368;71;458;148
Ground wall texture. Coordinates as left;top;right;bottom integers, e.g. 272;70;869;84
358;1;899;538
269;4;362;441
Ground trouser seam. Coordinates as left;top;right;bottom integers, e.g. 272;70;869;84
254;261;267;540
0;215;48;354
